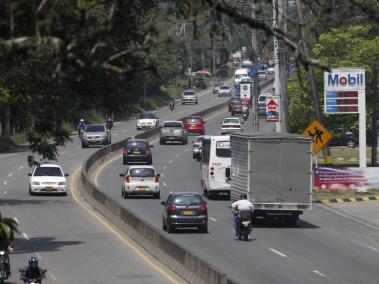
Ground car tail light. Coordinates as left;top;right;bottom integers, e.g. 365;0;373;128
234;125;241;128
155;175;160;183
297;204;308;209
145;148;150;155
168;204;176;212
125;175;130;183
123;148;128;156
200;204;207;213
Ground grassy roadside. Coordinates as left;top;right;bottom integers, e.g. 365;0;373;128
315;146;379;166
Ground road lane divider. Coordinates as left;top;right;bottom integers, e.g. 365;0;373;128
269;248;288;258
78;79;274;284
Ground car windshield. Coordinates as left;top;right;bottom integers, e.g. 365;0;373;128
126;140;148;148
258;71;265;74
171;195;202;206
230;98;240;103
129;168;155;177
258;96;266;102
220;86;230;90
139;113;155;119
34;166;63;177
183;91;195;96
86;125;105;132
184;117;201;124
216;141;231;157
235;74;242;79
223;119;240;124
164;122;182;128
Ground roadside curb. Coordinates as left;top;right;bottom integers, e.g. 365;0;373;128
314;195;379;204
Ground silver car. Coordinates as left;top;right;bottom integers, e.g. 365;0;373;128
181;90;198;105
81;124;111;148
258;70;267;81
160;121;188;145
218;85;232;97
192;135;205;160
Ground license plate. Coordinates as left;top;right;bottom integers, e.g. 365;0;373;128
242;221;250;225
91;139;96;142
182;210;194;216
132;150;140;154
138;186;147;191
43;187;53;191
169;137;176;139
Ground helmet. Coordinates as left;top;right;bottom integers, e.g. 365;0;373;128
240;193;248;200
80;118;84;122
28;256;38;268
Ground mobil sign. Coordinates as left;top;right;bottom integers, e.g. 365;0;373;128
324;68;365;91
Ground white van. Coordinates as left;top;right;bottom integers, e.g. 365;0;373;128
200;136;231;199
234;68;249;86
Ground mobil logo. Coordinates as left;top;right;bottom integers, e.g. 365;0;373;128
327;73;364;86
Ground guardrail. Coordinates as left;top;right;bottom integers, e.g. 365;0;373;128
79;78;274;284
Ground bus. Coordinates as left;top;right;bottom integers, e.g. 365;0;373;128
200;136;231;199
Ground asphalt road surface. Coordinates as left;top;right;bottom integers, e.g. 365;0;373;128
96;89;379;283
0;81;243;284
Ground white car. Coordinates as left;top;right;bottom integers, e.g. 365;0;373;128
120;165;160;199
221;118;243;135
28;164;68;195
258;70;267;81
267;66;275;74
136;112;159;130
218;85;232;97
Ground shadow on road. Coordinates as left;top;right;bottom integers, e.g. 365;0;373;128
0;198;71;207
253;218;319;229
13;237;85;254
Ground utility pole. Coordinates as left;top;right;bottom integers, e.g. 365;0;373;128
372;65;378;167
296;0;332;164
273;0;281;132
251;0;259;132
278;0;288;132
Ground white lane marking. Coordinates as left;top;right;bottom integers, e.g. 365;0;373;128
209;217;217;222
49;272;58;281
313;270;326;277
113;133;119;137
168;160;173;163
176;153;181;157
122;129;128;133
35;252;42;260
3;190;7;195
198;90;211;97
160;173;165;178
8;173;14;177
5;203;10;208
60;150;67;155
18;165;24;170
162;182;167;187
184;149;189;152
269;248;288;258
162;166;167;170
3;180;7;185
22;233;30;240
367;246;379;252
14;217;20;224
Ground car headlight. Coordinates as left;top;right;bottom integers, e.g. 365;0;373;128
58;182;66;186
32;181;40;185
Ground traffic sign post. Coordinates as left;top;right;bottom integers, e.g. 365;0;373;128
266;96;280;122
324;68;366;168
302;120;333;154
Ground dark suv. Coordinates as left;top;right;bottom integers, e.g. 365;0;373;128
123;139;154;165
161;192;208;233
328;131;359;148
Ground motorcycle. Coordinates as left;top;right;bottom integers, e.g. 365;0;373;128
78;128;84;138
106;120;113;130
169;101;175;111
0;251;10;283
242;112;248;121
19;268;47;284
234;210;252;241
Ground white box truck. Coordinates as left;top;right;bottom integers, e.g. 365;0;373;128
228;132;312;225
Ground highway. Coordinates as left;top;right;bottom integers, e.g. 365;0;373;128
0;83;237;284
95;86;379;283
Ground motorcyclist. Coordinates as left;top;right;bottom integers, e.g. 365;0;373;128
21;257;45;283
242;102;249;116
0;242;14;278
76;118;86;136
105;112;115;123
231;194;254;237
169;98;175;110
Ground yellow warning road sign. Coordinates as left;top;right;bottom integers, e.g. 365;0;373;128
302;120;333;154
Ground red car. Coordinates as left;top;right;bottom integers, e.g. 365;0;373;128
182;116;205;135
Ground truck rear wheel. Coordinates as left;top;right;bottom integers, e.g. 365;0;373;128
285;215;299;226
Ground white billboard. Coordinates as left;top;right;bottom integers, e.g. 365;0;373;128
324;68;365;91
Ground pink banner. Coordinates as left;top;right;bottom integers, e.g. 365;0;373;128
314;167;379;191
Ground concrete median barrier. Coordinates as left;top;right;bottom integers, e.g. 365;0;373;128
79;79;273;284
